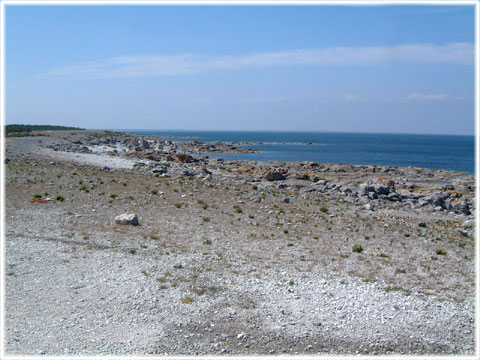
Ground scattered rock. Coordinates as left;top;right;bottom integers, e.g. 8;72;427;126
115;213;139;226
363;203;374;211
266;172;286;181
456;228;471;237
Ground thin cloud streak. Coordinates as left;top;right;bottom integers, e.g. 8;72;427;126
406;93;451;101
39;43;474;80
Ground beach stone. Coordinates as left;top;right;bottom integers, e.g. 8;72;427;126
420;192;450;208
463;219;475;227
454;200;471;215
266;172;286;181
363;203;374;211
152;166;167;174
360;183;391;197
386;192;402;202
456;228;471;237
115;213;139;226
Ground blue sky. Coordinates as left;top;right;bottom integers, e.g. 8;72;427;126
5;4;475;134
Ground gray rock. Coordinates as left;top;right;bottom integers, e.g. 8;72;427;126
115;213;139;226
359;183;391;197
454;200;471;215
420;192;450;208
456;228;472;237
266;172;286;181
463;219;475;228
363;203;374;211
152;166;167;174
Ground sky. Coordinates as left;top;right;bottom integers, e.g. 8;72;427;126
5;4;476;135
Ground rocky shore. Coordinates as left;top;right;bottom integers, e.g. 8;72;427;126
4;130;476;356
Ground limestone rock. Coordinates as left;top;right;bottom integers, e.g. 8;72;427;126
115;213;139;226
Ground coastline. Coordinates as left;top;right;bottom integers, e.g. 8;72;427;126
4;129;476;355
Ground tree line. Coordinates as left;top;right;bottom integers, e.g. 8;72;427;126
6;124;84;134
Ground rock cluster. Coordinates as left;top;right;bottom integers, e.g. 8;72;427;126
44;131;475;216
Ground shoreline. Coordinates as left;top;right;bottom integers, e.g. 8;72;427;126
115;129;475;174
4;129;476;355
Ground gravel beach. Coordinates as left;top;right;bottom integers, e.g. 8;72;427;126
3;130;477;356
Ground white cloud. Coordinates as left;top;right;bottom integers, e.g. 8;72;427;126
39;42;474;80
345;94;360;102
406;93;451;101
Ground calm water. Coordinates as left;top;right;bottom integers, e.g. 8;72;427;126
122;130;474;174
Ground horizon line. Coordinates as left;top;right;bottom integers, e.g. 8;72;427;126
102;128;474;136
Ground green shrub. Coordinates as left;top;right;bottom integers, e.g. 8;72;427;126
33;193;42;199
320;206;329;214
352;244;363;253
233;205;243;214
56;194;65;201
436;248;447;256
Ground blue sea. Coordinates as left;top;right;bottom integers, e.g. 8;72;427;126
121;130;475;174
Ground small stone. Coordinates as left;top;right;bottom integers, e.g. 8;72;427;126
457;228;471;237
237;333;245;339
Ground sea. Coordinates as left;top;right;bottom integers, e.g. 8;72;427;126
120;130;475;174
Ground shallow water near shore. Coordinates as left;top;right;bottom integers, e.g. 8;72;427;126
123;130;474;174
